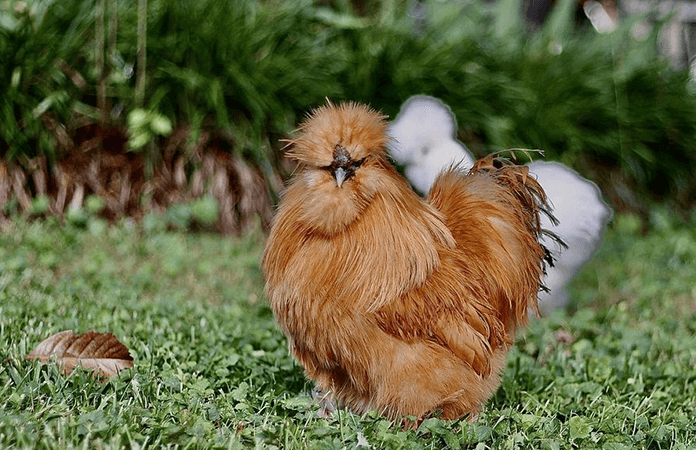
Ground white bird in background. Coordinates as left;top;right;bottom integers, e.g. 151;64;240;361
388;95;612;314
387;96;475;194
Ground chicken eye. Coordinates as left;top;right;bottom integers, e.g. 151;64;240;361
350;158;366;171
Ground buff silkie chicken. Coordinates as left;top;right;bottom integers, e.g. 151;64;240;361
262;101;557;422
389;95;612;314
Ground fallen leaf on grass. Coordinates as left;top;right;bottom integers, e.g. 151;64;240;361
27;330;133;378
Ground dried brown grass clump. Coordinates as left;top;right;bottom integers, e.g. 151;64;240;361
0;125;275;234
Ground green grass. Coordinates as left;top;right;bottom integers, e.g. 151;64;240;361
1;213;695;449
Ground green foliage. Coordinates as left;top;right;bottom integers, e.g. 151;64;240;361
126;108;172;151
1;215;695;448
160;195;221;230
115;0;346;160
3;0;696;207
65;206;89;226
30;195;50;216
84;195;105;215
0;0;97;160
189;195;219;226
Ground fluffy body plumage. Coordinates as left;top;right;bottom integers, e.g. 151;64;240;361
263;101;553;421
389;95;612;314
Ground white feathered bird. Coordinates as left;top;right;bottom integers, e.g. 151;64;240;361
387;96;475;194
388;95;612;314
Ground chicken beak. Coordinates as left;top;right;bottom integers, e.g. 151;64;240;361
334;167;347;187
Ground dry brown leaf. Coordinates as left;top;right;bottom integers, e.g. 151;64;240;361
27;330;134;378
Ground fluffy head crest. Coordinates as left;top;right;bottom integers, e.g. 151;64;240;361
287;101;390;166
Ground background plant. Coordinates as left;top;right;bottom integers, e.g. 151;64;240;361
2;0;696;222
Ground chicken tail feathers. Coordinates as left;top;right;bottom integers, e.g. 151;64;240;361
429;154;565;334
470;155;567;270
472;155;565;326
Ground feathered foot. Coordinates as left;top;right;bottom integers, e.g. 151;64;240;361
311;386;338;419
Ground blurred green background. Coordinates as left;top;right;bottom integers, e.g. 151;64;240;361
2;0;696;230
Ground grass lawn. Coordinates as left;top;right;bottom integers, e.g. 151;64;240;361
1;212;695;449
